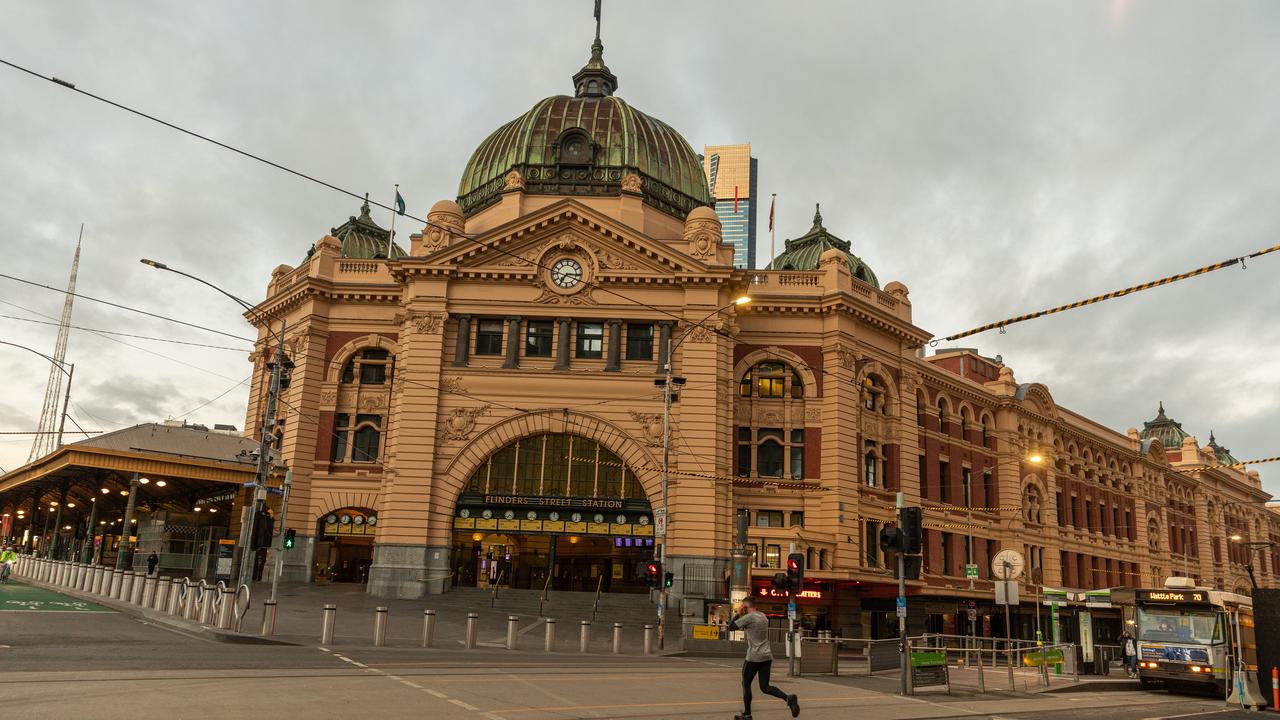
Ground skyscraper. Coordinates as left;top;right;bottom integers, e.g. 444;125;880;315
702;144;758;269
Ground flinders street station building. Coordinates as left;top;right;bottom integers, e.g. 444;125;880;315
239;37;1277;638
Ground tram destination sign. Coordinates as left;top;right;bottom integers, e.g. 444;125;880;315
1136;589;1210;605
483;494;624;510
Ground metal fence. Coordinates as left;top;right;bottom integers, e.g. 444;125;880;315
680;562;724;598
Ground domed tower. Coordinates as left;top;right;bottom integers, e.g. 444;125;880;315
766;204;879;287
456;32;710;222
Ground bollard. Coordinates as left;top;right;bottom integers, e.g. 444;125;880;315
1270;666;1277;713
109;569;123;599
167;578;183;615
262;600;277;636
465;612;479;649
56;562;67;586
184;581;199;620
506;615;519;650
199;588;217;625
644;625;654;655
130;572;145;605
421;610;436;648
579;620;591;653
374;607;389;647
72;564;84;590
141;575;157;608
545;619;556;652
153;576;170;612
217;588;235;629
92;566;105;595
612;623;623;655
977;647;985;692
119;571;134;603
321;604;337;645
1007;647;1016;691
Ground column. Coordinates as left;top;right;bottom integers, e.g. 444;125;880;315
554;318;572;371
452;314;471;367
502;317;521;369
604;319;622;372
656;321;673;372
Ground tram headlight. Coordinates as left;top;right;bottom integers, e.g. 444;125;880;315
1190;665;1202;672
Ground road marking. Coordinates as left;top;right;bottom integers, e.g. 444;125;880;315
449;699;481;711
487;695;873;714
504;672;578;707
425;688;448;698
1141;710;1237;720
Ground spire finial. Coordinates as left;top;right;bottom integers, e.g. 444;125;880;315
359;193;372;220
1157;401;1165;415
1208;430;1217;445
573;0;617;97
813;203;823;228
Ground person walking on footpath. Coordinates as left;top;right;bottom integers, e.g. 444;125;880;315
728;596;799;719
146;550;160;576
1121;631;1138;678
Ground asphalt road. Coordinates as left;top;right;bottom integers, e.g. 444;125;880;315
0;581;1265;720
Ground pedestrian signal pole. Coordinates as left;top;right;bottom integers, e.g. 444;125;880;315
897;491;908;695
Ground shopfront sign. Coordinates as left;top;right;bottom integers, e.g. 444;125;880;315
483;494;623;510
754;585;824;600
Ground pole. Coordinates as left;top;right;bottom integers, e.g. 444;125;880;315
270;470;292;604
897;491;908;695
80;496;98;564
115;473;140;569
770;193;776;265
657;339;672;651
237;320;286;586
387;184;398;259
55;363;73;449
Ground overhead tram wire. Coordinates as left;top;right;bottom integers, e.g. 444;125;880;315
937;243;1280;344
0;57;743;336
0;309;252;351
0;271;255;343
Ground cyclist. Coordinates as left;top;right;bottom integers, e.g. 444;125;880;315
0;544;17;583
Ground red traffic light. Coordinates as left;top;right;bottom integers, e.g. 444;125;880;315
787;558;799;572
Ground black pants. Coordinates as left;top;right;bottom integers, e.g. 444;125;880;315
742;659;789;714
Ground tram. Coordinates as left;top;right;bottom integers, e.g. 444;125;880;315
1134;577;1257;695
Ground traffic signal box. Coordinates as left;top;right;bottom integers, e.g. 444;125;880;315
283;528;296;550
786;553;805;594
645;561;661;589
879;507;923;580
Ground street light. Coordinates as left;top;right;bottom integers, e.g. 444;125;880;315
142;258;291;587
0;340;75;452
653;295;750;650
1227;535;1273;591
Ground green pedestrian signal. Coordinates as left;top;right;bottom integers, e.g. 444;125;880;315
663;571;674;588
283;528;296;550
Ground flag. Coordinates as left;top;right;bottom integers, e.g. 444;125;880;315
734;185;739;213
394;189;406;216
769;195;775;232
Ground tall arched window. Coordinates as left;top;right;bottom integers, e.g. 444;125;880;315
959;407;971;441
937;398;950;434
465;433;644;500
739;362;803;399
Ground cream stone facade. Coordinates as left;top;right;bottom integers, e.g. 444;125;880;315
241;38;1277;639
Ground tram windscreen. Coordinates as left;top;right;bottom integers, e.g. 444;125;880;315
1137;606;1221;644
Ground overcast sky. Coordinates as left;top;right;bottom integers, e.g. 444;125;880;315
0;1;1276;496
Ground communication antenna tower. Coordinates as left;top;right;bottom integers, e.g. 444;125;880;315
28;224;83;461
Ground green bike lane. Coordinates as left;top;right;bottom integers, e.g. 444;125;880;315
0;579;113;613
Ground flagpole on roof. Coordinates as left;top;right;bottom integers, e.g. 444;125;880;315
387;183;399;259
770;193;777;266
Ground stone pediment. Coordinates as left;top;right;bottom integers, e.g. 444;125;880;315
422;200;708;278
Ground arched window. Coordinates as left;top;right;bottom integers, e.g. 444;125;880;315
738;362;803;399
465;433;644;499
341;348;393;385
916;390;927;427
937;398;950;434
980;414;992;448
861;374;888;414
959;407;971;441
1023;485;1042;524
864;449;878;487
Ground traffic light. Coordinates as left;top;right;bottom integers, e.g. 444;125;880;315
283;528;296;550
251;510;274;550
786;552;805;594
771;572;788;592
645;561;661;589
663;571;674;589
893;555;922;581
899;506;922;554
879;526;903;553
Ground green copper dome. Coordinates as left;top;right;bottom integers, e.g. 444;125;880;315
1206;431;1239;466
457;39;710;220
304;197;406;263
766;204;879;288
1140;402;1190;449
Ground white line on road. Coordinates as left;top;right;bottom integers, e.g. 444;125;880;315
1141;710;1237;720
425;688;448;698
449;699;481;711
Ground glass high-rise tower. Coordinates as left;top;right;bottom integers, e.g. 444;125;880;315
702;144;758;269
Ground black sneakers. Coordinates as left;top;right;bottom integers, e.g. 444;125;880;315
788;694;800;717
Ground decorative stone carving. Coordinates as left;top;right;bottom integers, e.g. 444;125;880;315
599;251;638;271
441;376;467;395
320;389;337;405
359;394;387;411
410;311;446;334
687;325;716;343
833;343;857;370
762;410;783;425
503;170;525;191
629;410;665;448
682;206;722;260
337;388;357;407
441;405;490;442
424;199;465;254
287;332;310;358
804;407;822;422
535;285;597;305
621;172;643;194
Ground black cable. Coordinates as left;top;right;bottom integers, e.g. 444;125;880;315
0;57;742;337
0;271;254;343
0;310;251;351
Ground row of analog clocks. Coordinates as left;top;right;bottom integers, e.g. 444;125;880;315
458;508;649;525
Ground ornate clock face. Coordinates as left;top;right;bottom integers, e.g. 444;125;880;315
551;258;583;289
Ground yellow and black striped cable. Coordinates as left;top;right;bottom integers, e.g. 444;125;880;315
939;243;1280;343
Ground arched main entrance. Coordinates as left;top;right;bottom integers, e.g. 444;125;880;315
315;507;377;583
450;432;655;593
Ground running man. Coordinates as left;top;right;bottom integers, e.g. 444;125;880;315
728;596;799;719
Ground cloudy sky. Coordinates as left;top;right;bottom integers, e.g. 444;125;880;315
0;1;1276;495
